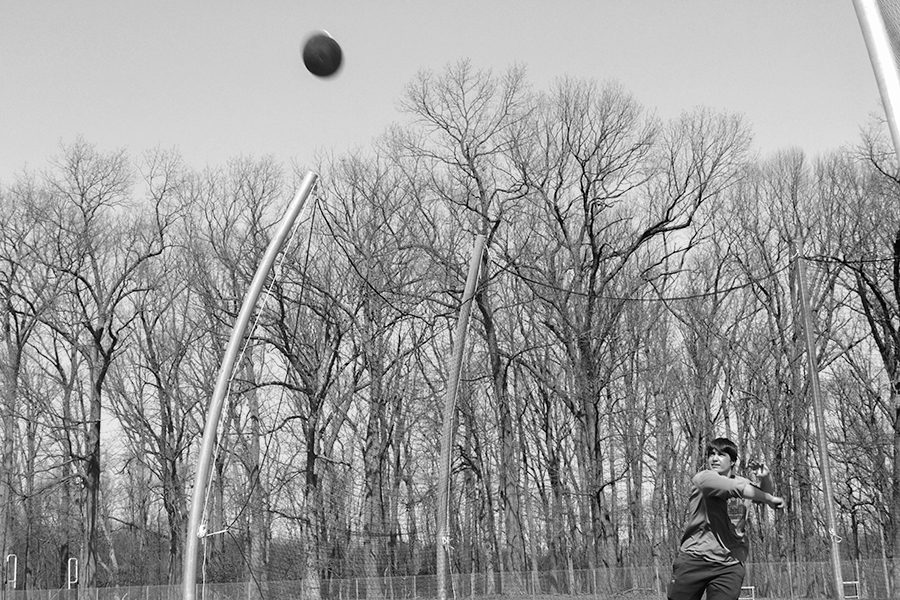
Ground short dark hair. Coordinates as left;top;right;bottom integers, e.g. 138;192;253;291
706;437;738;463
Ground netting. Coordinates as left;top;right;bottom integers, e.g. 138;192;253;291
876;0;900;67
191;352;439;600
9;561;896;600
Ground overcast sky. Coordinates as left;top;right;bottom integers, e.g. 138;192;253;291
0;1;885;183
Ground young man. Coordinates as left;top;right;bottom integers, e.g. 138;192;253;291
667;437;785;600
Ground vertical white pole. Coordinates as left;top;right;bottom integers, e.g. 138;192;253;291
182;173;319;600
67;558;78;590
4;554;15;589
436;235;486;600
2;552;14;600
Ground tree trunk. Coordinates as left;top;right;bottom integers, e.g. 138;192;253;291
476;251;525;584
302;418;323;600
0;335;19;584
891;385;900;595
246;362;268;600
362;315;388;600
81;371;103;587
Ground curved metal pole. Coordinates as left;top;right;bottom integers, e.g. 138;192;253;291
436;234;485;600
182;172;318;600
853;0;900;164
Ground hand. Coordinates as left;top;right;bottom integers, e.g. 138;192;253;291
748;460;770;478
769;495;785;510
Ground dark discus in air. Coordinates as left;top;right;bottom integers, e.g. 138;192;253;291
302;31;343;78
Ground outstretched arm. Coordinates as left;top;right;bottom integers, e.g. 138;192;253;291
691;469;785;509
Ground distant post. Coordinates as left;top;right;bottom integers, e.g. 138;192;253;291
67;557;78;589
4;554;15;588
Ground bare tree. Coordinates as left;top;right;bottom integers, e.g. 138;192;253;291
37;139;170;585
507;76;749;568
400;60;531;585
314;150;436;598
104;150;201;583
250;186;353;600
816;128;900;587
0;172;67;587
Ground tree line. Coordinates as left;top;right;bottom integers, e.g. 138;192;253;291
0;62;898;596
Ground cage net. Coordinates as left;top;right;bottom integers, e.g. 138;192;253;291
877;0;900;66
190;341;443;600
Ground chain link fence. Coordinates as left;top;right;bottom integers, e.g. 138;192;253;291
3;560;893;600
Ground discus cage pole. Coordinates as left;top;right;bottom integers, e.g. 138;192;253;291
436;235;486;600
181;172;319;600
853;0;900;164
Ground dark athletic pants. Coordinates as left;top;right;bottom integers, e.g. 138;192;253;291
667;552;745;600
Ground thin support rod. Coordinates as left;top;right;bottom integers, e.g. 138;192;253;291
796;255;844;600
182;172;319;600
